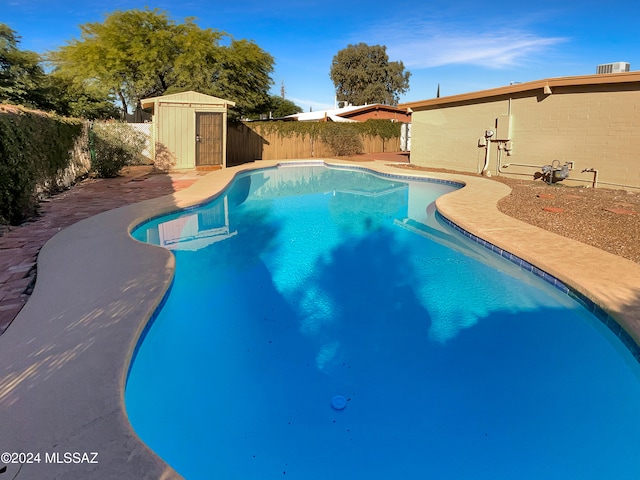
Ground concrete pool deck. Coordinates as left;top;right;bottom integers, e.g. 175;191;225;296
1;159;639;479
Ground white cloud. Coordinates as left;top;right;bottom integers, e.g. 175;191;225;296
363;19;567;70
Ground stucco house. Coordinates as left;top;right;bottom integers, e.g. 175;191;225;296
400;71;640;190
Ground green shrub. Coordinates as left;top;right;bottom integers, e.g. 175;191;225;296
0;105;83;225
244;119;401;157
90;122;147;178
247;118;402;141
356;119;402;139
319;123;364;156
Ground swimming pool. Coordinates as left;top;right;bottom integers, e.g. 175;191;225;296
127;164;640;479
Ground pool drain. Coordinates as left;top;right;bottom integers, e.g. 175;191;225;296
331;395;347;410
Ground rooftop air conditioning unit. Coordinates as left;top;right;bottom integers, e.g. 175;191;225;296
596;62;630;74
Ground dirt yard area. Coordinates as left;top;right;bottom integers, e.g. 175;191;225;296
393;164;640;265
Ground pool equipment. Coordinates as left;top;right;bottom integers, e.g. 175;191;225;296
481;130;494;175
582;167;599;188
541;160;571;184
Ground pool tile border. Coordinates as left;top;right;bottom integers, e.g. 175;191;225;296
438;213;640;362
133;160;640;364
131;161;464;237
322;160;640;362
324;161;465;188
3;158;639;479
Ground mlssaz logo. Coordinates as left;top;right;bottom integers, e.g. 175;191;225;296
45;452;99;464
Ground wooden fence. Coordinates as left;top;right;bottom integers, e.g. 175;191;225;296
227;122;401;166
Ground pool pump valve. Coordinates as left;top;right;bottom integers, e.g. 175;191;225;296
541;160;570;185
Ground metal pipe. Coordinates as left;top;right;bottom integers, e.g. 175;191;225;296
496;143;510;176
482;130;494;175
582;168;598;188
501;162;545;169
483;139;490;174
595;179;640;190
575;168;640;190
500;163;638;190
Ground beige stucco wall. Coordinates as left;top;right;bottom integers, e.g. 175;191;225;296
409;83;640;189
411;99;507;174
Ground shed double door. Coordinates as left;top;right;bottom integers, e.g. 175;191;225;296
195;112;223;167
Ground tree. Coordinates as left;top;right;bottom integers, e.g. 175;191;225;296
43;74;121;119
48;8;274;118
0;23;119;118
0;24;47;108
246;95;302;119
329;43;410;106
268;95;303;118
201;38;275;119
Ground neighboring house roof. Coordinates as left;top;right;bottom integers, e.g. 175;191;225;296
285;103;408;122
338;104;410;119
400;71;640;111
284;105;362;122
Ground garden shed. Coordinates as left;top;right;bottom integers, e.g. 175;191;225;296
141;91;235;169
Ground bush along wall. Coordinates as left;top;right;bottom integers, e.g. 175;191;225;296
89;121;148;178
228;119;403;162
0;105;84;225
250;119;401;143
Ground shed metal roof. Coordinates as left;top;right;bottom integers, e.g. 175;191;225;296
141;91;236;110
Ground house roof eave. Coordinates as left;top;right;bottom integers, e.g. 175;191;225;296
400;71;640;111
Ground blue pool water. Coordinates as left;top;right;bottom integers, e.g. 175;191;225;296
127;165;640;479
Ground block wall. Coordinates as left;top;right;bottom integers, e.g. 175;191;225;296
410;85;640;189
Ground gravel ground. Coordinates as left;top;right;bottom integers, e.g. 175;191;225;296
394;164;640;265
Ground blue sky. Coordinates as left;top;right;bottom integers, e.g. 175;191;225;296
2;0;639;111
